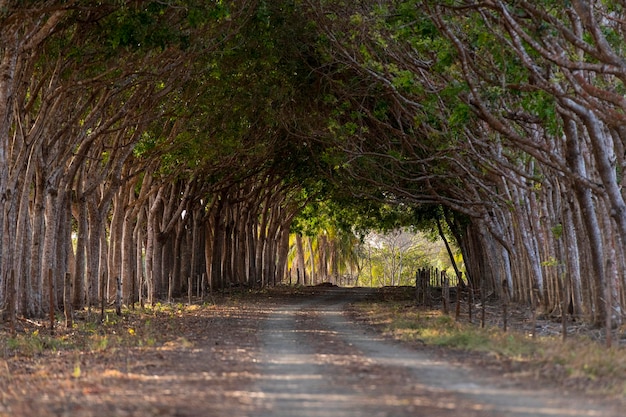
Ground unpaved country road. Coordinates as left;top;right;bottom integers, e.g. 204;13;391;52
2;287;623;417
252;287;621;417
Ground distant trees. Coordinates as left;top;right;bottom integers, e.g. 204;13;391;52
363;229;453;287
288;201;363;286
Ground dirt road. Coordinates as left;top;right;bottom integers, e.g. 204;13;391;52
1;287;623;416
253;287;620;417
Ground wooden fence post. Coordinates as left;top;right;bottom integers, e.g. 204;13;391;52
415;270;419;305
455;273;462;321
8;269;16;335
100;271;106;323
425;269;428;305
468;283;473;324
64;272;73;328
502;279;509;332
49;269;55;335
480;286;486;329
442;272;450;315
115;277;122;316
168;273;173;304
201;273;205;300
130;269;136;311
560;268;568;341
531;288;539;339
139;269;144;309
188;275;193;305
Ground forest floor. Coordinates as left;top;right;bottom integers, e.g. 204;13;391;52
0;286;625;416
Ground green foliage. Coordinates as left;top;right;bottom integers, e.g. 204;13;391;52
0;306;187;359
135;0;327;191
360;228;459;287
552;224;563;239
3;329;72;357
292;194;427;239
94;1;230;52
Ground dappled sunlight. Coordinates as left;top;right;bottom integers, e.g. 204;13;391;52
252;346;609;417
2;288;622;417
99;368;261;382
251;288;621;417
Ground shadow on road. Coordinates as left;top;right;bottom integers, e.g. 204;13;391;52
253;287;619;417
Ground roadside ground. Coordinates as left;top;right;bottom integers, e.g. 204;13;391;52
0;286;624;416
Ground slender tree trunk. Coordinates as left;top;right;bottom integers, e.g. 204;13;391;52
73;190;88;309
121;192;136;306
318;234;329;283
563;116;607;324
15;154;37;316
173;220;187;298
222;204;234;286
109;191;125;301
134;211;146;307
56;189;72;307
307;236;316;285
276;220;291;283
41;186;61;313
295;233;307;285
145;188;163;304
210;196;225;290
204;219;214;293
234;206;248;285
86;202;99;310
256;194;270;286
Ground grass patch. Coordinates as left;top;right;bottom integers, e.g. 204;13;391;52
543;338;626;380
354;299;626;397
3;330;68;356
362;302;529;354
0;304;194;358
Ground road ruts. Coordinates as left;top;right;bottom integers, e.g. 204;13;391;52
252;287;620;417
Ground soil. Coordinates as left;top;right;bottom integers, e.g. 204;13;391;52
0;286;624;416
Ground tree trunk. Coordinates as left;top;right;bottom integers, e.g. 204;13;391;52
295;234;307;285
210;196;225;290
73;191;88;309
121;189;136;306
276;224;291;285
563;116;607;324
